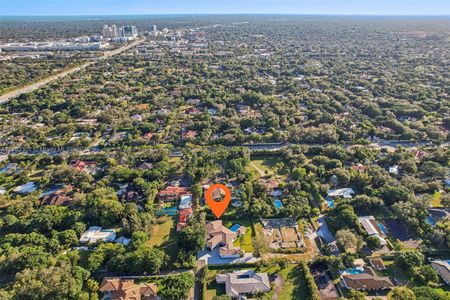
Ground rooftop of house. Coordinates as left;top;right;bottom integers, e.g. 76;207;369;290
80;226;116;244
158;186;189;198
369;258;387;270
13;181;37;194
327;188;355;198
430;260;450;285
216;270;270;298
340;272;394;291
358;216;387;246
138;162;154;171
206;220;236;248
41;185;74;206
70;160;97;172
99;277;158;300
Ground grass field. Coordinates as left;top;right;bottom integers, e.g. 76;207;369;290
149;216;175;247
224;219;255;253
204;263;309;300
430;191;442;207
276;264;310;300
249;157;283;177
149;216;179;264
261;263;311;300
379;260;411;286
204;269;226;300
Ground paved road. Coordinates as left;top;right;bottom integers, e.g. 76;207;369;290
0;38;144;104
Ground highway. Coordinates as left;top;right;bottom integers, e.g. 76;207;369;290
0;38;144;104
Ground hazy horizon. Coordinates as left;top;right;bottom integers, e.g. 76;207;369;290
2;0;450;16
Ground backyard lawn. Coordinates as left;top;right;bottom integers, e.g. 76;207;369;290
149;216;175;247
272;264;310;300
224;219;255;253
149;216;179;264
430;191;442;207
378;260;411;286
204;269;226;300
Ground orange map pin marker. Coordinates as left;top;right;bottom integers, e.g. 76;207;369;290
205;183;231;218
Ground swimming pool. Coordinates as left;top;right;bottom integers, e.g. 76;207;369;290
326;198;335;208
274;199;283;209
156;207;178;216
426;216;437;226
343;268;365;275
377;222;388;235
230;224;241;232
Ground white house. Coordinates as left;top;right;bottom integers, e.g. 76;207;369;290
328;188;355;199
80;226;116;244
358;216;387;246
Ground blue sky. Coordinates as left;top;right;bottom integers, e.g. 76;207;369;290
1;0;449;16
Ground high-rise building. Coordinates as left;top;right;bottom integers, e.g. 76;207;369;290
111;25;118;37
102;24;118;38
102;25;109;37
119;26;138;38
149;24;157;32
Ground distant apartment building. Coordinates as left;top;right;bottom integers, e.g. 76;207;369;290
119;26;138;38
149;24;157;32
102;24;118;37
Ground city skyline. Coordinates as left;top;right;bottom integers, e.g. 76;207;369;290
2;0;450;16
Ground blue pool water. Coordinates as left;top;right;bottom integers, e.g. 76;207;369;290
326;198;335;208
426;216;437;226
344;268;365;275
377;222;388;235
274;199;283;209
230;224;241;232
156;207;178;216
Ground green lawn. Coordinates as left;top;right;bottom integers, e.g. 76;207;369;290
149;216;175;247
204;263;309;300
378;262;411;286
250;157;282;177
149;216;179;264
222;219;255;253
76;249;91;269
204;269;226;300
430;191;442;207
272;264;310;300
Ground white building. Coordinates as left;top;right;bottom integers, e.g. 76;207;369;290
358;216;387;246
389;165;399;175
102;24;118;37
13;182;37;194
328;188;355;199
79;226;116;244
0;42;108;51
119;26;138;38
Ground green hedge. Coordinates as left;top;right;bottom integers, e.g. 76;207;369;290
298;261;321;300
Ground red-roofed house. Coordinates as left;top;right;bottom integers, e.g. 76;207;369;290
158;186;189;201
177;208;194;231
99;277;159;300
70;160;97;172
142;132;154;140
186;107;200;115
183;130;197;139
